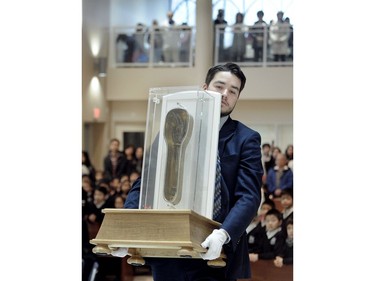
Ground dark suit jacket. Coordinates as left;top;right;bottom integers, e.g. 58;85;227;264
216;116;263;278
125;116;263;279
103;151;126;180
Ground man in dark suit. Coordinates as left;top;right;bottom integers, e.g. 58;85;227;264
123;63;263;281
103;138;126;181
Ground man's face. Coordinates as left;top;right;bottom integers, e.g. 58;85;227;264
110;140;119;152
203;71;241;117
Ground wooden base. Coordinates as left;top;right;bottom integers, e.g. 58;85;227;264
90;209;226;267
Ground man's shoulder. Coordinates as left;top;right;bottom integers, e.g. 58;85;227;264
230;118;260;137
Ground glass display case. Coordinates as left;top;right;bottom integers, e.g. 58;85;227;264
139;86;221;219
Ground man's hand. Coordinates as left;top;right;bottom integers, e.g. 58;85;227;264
110;247;128;257
200;229;228;260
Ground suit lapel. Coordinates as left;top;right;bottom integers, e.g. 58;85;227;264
219;116;236;155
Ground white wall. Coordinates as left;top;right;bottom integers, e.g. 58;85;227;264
108;99;293;153
106;66;292;101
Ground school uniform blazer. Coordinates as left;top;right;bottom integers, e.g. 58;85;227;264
125;116;263;279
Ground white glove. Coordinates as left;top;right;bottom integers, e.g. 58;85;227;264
200;229;228;260
110;247;128;257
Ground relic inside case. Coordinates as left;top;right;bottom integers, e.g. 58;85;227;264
139;86;222;219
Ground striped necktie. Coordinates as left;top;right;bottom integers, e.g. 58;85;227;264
213;152;222;221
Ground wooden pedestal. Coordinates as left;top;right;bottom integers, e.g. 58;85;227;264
90;209;226;268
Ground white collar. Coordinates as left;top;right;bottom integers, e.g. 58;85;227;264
95;201;105;209
246;220;259;234
274;165;289;171
219;116;229;129
266;227;282;239
283;207;293;218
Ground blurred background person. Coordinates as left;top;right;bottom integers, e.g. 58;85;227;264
82;150;96;183
179;22;192;63
269;11;290;62
265;153;293;198
163;11;180;63
214;9;228;62
251;10;268;62
148;19;164;63
103;138;126;181
231;12;247;62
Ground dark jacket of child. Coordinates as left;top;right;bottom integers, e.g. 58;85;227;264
85;200;108;224
247;222;266;253
280;237;293;265
281;210;293;237
258;227;286;260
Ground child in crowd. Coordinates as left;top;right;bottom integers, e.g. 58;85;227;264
265;153;293;198
274;218;293;267
261;143;275;183
82;175;94;217
95;170;104;185
114;195;125;209
280;188;293;236
120;174;130;183
120;178;132;202
110;177;121;193
249;208;285;262
129;170;140;186
247;198;275;253
85;186;109;224
106;177;122;207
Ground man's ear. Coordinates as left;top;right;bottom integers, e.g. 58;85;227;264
202;83;208;90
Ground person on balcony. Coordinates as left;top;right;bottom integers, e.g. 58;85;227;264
163;11;180;63
251;11;268;62
269;11;290;62
148;19;164;63
214;9;228;62
231;12;247;62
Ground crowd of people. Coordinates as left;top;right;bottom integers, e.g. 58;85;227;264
82;138;293;279
214;9;293;63
247;142;294;268
82;138;144;280
82;56;293;280
116;11;192;64
115;9;293;65
82;139;143;222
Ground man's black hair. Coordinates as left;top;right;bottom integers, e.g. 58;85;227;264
205;62;246;93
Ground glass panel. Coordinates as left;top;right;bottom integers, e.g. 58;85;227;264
114;25;196;67
140;87;222;219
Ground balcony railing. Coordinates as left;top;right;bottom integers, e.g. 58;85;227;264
214;23;293;67
110;23;293;68
111;25;195;68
